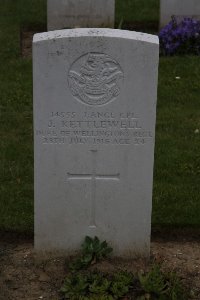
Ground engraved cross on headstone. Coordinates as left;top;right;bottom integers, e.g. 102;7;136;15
67;150;120;228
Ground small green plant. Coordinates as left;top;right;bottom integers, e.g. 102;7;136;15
166;272;187;300
70;236;113;271
113;270;134;286
110;281;130;298
61;270;134;300
88;272;110;295
138;265;187;300
69;255;93;271
61;273;89;299
87;295;114;300
110;271;134;298
139;265;168;297
82;236;113;261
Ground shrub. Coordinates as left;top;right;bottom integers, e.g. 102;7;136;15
159;16;200;55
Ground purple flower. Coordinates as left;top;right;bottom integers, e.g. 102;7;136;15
159;17;200;55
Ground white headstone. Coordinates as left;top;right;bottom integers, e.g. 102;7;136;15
33;28;159;257
160;0;200;28
47;0;115;31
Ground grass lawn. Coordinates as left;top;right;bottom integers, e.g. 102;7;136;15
116;0;159;26
0;0;200;234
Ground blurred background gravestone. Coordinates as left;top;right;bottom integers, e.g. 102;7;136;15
160;0;200;27
47;0;115;30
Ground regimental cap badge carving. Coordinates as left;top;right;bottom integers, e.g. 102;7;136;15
68;52;124;106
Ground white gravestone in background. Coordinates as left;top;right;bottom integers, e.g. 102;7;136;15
160;0;200;27
47;0;115;31
33;28;159;257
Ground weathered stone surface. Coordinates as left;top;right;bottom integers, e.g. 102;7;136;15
33;28;159;257
160;0;200;27
47;0;115;31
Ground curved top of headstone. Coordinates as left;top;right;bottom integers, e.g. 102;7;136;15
33;28;159;45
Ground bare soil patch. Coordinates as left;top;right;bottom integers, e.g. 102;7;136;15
20;25;46;58
20;30;37;58
0;230;200;299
